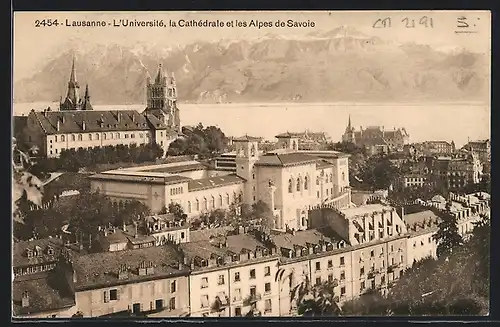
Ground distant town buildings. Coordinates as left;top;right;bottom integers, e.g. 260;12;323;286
341;115;410;155
461;139;490;163
16;57;180;158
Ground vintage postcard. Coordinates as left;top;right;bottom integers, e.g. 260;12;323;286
12;10;491;319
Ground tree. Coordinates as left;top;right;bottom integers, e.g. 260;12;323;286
290;276;342;316
250;200;274;229
168;202;187;222
341;289;391;316
433;202;464;258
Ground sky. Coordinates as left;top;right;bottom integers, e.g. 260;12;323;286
14;10;491;81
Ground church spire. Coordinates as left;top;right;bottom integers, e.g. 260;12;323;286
61;54;81;111
82;84;93;110
69;54;77;84
155;63;165;84
348;114;352;130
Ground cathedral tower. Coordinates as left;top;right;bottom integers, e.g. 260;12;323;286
143;64;180;132
342;114;356;143
60;55;87;111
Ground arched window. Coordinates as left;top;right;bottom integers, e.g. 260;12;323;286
187;201;192;213
250;145;256;157
195;199;200;211
110;133;114;139
342;172;345;181
329;173;333;183
72;134;76;141
219;194;223;207
296;177;301;192
96;133;100;140
288;179;293;193
116;132;120;139
103;133;107;140
233;192;237;202
78;134;82;141
292;140;297;149
316;176;320;185
304;176;309;190
239;193;243;203
211;196;215;208
61;135;65;142
203;198;208;210
55;136;58;142
89;134;93;141
226;193;230;205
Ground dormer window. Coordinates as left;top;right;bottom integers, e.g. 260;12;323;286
26;249;33;258
46;246;54;256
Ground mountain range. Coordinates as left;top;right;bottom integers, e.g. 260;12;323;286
14;26;490;104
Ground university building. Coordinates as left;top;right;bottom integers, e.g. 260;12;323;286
18;57;180;158
89;133;352;232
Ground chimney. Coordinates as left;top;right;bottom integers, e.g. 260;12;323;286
123;221;127;232
104;229;108;237
21;291;29;308
117;113;121;123
88;234;92;250
62;116;65;124
57;120;60;131
134;222;138;238
82;121;86;130
132;114;135;122
178;262;184;270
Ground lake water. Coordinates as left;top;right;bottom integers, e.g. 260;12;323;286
13;102;490;148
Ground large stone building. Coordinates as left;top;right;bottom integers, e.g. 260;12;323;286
89;133;352;232
341;115;410;155
425;153;483;189
18;57;179;158
461;139;490;163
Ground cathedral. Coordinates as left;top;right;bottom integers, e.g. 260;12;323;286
21;56;180;158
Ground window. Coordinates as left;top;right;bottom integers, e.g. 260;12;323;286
219;195;223;207
181;232;185;239
211;196;215;208
264;266;271;276
109;289;118;300
170;281;177;293
304;176;308;190
341;287;346;296
252;173;255;180
328;260;333;268
234;288;242;301
89;134;93;141
234;272;241;282
96;133;99;140
169;297;176;310
288;179;293;193
370;250;374;257
61;135;65;142
340;271;345;280
316;277;321;285
315;262;321;271
103;133;107;140
390;245;394;252
54;136;57;142
317;191;320;198
360;281;365;291
235;307;242;316
196;199;200;211
187;201;192;213
78;134;82;141
265;299;272;313
203;198;208;210
201;277;209;288
329;173;333;183
342;172;345;181
226;193;230;205
116;132;120;139
218;275;225;285
328;274;333;282
72;134;76;141
249;269;256;279
296;177;301;191
265;282;271;293
316;176;320;185
360;267;365;276
200;295;209;308
340;256;345;266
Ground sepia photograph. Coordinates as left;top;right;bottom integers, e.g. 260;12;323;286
12;10;491;319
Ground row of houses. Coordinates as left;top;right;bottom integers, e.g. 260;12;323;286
13;192;489;318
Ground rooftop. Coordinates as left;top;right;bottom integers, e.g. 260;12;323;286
71;245;186;291
233;135;262;142
255;152;319;167
89;173;191;185
271;228;344;250
142;162;207;174
403;210;442;227
339;204;394;219
29;109;169;135
13;238;64;268
12;271;75;316
188;174;245;192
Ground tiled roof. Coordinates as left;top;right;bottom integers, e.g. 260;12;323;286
71;245;186;291
339;204;393;219
232;135;262;142
29;110;169;135
143;163;207;174
180;234;267;261
188;174;245;192
89;173;191;185
255;153;318;167
316;160;334;169
13;238;64;268
12;271;75;316
403;210;441;226
189;227;234;242
275;132;295;138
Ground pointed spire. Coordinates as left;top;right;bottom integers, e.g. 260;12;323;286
84;84;90;99
69;54;77;84
155;63;164;84
348;114;352;129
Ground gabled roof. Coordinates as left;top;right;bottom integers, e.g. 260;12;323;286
13;238;64;268
188;174;245;192
29;110;169;135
